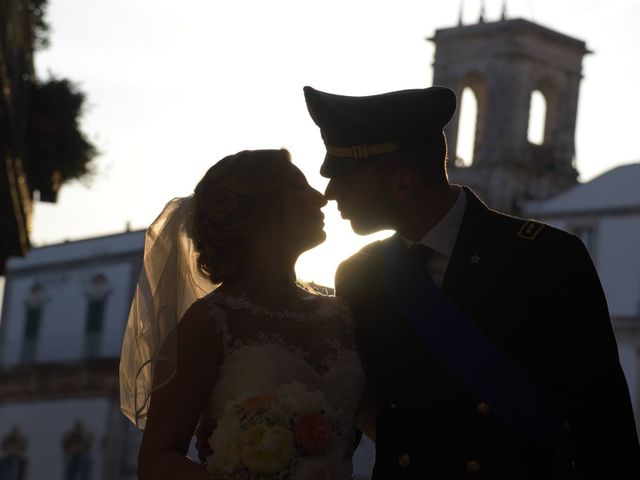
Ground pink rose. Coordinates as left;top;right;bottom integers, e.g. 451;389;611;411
294;413;332;455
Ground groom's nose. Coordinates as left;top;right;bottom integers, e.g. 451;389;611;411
324;178;338;200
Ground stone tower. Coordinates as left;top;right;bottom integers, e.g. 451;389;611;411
430;17;589;214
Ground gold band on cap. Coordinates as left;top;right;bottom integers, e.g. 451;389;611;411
326;142;400;159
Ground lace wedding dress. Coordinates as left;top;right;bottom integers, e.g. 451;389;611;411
200;290;365;480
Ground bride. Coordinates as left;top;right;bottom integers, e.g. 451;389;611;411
119;149;366;479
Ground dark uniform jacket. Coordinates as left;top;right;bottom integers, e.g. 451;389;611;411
336;188;639;480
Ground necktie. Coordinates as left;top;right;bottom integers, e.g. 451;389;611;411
408;244;434;270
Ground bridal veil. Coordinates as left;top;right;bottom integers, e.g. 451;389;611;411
119;197;216;429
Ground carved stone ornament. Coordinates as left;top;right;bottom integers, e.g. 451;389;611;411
1;426;27;456
26;281;47;307
62;421;93;455
85;273;111;300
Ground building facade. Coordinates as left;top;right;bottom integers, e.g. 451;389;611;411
0;230;376;479
0;0;37;273
0;231;145;480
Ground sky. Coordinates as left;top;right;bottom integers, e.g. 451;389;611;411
26;0;640;288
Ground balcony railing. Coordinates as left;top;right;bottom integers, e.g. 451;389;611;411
0;332;125;370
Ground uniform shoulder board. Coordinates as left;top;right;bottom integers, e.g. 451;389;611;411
516;220;545;240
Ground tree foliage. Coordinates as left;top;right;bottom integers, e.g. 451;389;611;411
27;0;50;49
26;78;98;201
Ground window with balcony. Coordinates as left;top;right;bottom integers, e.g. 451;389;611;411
83;274;110;358
21;282;47;364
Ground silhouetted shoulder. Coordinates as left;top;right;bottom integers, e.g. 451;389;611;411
353;239;388;259
335;239;387;297
181;297;214;325
178;297;223;353
338;239;387;271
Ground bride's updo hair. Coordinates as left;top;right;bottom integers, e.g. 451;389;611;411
189;149;292;284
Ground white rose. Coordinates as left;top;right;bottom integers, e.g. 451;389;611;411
271;382;326;416
209;417;242;472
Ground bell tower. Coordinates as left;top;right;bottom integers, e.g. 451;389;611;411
430;16;589;213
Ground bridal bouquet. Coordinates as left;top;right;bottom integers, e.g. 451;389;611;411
206;382;344;480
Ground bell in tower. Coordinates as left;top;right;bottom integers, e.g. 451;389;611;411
430;12;590;214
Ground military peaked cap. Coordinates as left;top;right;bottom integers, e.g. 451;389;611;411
303;86;456;178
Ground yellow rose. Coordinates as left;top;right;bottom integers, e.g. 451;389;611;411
240;424;295;473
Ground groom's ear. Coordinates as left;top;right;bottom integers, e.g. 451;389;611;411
389;168;420;200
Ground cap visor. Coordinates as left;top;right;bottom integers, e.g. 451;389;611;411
320;155;366;178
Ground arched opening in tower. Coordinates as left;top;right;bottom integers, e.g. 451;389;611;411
528;90;547;145
456;87;478;167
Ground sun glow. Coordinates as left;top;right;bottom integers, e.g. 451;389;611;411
295;202;393;288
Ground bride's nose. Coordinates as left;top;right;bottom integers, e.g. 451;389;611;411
314;188;328;207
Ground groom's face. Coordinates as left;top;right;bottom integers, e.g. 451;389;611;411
324;164;392;235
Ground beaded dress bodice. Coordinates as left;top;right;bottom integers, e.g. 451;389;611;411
201;290;365;480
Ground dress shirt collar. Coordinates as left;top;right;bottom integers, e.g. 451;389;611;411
401;188;467;258
420;187;467;258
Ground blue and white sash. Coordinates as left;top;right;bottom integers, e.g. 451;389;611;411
383;235;569;475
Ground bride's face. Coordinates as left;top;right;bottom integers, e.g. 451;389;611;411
276;163;328;255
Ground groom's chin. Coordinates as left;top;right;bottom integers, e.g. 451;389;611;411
349;220;383;236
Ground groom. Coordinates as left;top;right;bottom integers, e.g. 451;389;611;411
303;86;640;479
